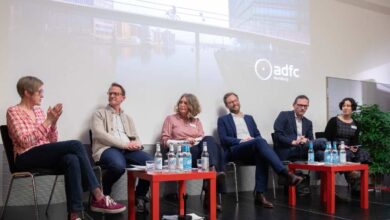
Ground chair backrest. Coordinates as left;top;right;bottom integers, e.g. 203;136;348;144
89;129;93;146
83;129;96;166
315;132;326;139
1;125;18;173
271;132;278;148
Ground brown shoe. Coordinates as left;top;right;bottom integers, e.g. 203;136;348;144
288;173;303;186
254;192;274;208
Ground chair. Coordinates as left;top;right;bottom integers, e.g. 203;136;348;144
87;130;103;202
315;132;326;139
225;152;277;202
0;125;62;220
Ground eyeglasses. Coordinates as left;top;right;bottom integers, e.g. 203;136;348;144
226;99;239;105
296;104;309;108
107;92;122;97
32;89;44;95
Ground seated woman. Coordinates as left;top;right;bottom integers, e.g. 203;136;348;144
6;76;125;220
324;97;370;192
160;93;225;210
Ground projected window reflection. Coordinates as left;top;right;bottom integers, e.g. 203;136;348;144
58;0;309;44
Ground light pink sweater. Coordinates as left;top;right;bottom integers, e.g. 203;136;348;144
160;114;204;147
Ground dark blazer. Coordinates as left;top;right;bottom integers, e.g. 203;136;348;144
217;113;261;150
273;111;313;159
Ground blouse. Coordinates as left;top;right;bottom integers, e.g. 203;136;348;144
324;116;360;146
6;105;58;157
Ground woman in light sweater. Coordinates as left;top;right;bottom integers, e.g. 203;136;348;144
160;93;225;210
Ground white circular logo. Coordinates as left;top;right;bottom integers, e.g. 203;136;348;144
254;59;272;80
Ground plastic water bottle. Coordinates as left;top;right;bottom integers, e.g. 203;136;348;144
201;142;209;171
154;143;163;171
331;142;339;164
307;141;315;164
324;141;332;164
167;144;176;171
176;145;184;171
187;145;192;171
182;145;191;171
339;141;347;163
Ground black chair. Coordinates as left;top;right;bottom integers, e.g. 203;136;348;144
0;125;62;220
315;132;326;139
224;149;277;201
86;130;103;204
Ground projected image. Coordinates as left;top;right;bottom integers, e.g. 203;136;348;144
4;0;311;140
60;0;309;43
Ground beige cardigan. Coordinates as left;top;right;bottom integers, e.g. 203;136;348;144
90;105;140;161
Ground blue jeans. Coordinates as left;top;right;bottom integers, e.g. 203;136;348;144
99;147;153;196
227;137;285;193
190;136;225;172
15;140;100;212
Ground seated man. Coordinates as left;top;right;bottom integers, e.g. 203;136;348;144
273;95;325;161
217;92;303;208
91;82;153;213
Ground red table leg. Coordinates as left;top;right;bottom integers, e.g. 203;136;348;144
326;171;335;214
288;168;296;206
209;177;216;220
151;181;160;220
361;167;369;209
321;172;326;203
127;172;136;220
178;180;186;216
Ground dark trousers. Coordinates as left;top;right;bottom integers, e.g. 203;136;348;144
190;136;225;172
227;137;285;193
15;140;100;212
99;147;153;196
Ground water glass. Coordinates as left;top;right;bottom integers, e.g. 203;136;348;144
146;160;154;172
197;159;203;171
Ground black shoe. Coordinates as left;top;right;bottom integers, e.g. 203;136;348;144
335;193;351;202
254;192;274;208
136;196;148;213
287;173;303;186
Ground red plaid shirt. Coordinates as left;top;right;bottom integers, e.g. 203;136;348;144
6;105;58;158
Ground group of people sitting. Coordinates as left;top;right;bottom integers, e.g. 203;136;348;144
6;76;369;220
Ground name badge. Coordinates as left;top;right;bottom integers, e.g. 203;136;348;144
351;125;357;130
189;123;197;128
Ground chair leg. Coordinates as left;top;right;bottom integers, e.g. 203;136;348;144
1;177;15;220
272;171;276;199
200;180;205;200
31;175;40;220
46;175;59;215
231;163;239;203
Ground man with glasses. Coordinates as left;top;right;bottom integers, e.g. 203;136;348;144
273;95;326;196
218;92;303;208
90;82;153;213
273;95;324;161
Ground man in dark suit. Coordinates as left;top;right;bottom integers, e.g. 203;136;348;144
217;92;302;208
273;95;325;161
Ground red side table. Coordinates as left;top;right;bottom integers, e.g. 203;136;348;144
127;170;216;220
288;163;369;214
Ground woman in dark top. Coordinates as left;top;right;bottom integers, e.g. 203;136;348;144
324;97;370;191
